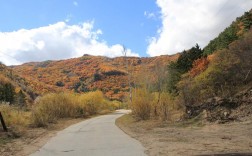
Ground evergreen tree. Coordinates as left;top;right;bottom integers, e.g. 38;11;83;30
176;44;203;73
166;44;203;93
16;90;26;106
0;83;15;104
5;83;15;104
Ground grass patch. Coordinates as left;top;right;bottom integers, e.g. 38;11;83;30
172;113;205;128
116;113;205;130
116;114;135;127
115;114;136;136
0;137;10;145
0;105;31;134
0;131;19;146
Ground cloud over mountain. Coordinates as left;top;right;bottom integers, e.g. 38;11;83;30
147;0;252;56
0;21;138;65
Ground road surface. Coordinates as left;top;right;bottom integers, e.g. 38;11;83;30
31;110;146;156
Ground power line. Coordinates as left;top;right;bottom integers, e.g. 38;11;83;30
0;51;17;66
212;0;229;18
211;0;244;24
0;52;15;59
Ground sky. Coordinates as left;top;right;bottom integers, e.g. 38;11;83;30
0;0;252;65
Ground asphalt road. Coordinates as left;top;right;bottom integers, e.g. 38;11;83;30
30;110;146;156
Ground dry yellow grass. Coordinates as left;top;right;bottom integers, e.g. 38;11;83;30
31;91;119;127
0;104;31;133
0;91;120;129
131;88;153;120
130;88;184;121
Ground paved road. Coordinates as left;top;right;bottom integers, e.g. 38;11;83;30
31;110;146;156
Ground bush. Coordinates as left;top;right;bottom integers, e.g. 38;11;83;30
31;91;116;127
31;93;77;127
156;93;171;120
131;89;153;120
93;73;102;81
55;81;65;87
150;92;184;121
0;104;31;132
110;100;122;110
77;91;104;116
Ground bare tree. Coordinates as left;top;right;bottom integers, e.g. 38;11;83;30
122;46;132;104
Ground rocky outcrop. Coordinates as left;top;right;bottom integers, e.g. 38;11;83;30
185;87;252;123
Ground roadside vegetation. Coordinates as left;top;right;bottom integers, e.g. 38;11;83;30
129;10;252;122
0;104;30;133
0;91;120;134
32;91;119;127
0;90;121;155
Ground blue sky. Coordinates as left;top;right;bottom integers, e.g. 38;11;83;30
0;0;160;58
0;0;252;65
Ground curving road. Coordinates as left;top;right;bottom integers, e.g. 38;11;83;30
31;110;146;156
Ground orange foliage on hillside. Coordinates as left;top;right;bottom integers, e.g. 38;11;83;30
12;54;179;101
189;57;210;77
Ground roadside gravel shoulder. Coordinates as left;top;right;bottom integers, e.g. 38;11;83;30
116;114;252;156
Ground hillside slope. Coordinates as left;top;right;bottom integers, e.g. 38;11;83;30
0;63;37;105
125;10;252;122
12;54;179;100
172;10;252;122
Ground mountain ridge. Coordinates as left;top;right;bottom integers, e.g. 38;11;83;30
12;54;179;100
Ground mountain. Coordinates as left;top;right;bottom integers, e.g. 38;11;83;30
12;54;179;101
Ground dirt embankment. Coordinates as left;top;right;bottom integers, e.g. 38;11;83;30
185;87;252;123
116;114;252;156
116;87;252;155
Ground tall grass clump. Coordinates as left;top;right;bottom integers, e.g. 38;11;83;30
31;91;117;127
130;89;184;121
153;93;184;121
131;88;153;120
77;91;103;116
0;103;31;132
31;93;78;127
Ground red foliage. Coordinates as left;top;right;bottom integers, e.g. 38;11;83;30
189;57;210;77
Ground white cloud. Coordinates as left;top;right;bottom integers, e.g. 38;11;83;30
0;21;139;65
144;11;156;19
73;1;78;6
147;0;252;56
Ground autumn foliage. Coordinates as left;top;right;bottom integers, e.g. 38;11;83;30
131;10;252;121
189;57;209;77
12;55;179;101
